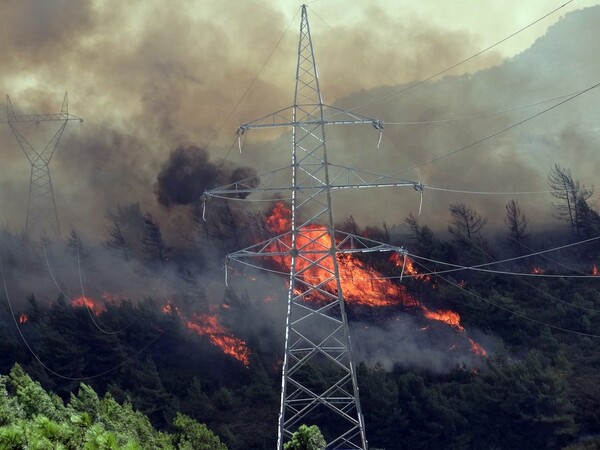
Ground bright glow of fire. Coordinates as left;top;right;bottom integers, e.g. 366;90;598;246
186;314;250;367
71;296;106;315
593;264;599;276
532;267;544;275
264;202;487;357
162;302;250;367
162;300;181;316
389;253;431;282
422;309;464;332
469;338;488;357
19;314;28;324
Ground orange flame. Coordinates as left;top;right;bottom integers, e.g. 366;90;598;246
19;314;28;324
389;253;430;281
186;314;250;367
423;308;464;332
264;202;487;356
531;267;544;275
71;296;106;315
160;301;250;366
468;338;488;357
162;300;181;317
593;264;599;276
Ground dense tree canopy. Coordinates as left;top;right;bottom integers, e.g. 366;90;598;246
1;173;600;449
0;364;226;450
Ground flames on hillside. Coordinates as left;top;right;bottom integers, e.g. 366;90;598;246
261;202;487;357
62;200;489;367
69;296;251;367
72;296;106;315
162;300;251;367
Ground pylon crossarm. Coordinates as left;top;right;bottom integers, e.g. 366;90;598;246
225;230;406;262
327;163;422;189
239;104;382;131
204;164;423;199
0;113;83;124
334;230;407;253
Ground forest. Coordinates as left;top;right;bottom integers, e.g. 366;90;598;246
1;163;600;450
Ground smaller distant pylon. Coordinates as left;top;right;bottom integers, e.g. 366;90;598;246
1;92;83;237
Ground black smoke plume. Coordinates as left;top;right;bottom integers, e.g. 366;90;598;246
155;145;258;208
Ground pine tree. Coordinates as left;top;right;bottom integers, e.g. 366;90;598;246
504;199;528;256
140;213;168;267
66;229;83;256
548;164;592;236
105;222;129;261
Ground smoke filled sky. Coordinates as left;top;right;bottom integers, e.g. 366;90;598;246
1;0;599;238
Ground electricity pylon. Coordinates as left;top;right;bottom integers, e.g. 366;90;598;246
1;92;83;237
205;5;422;449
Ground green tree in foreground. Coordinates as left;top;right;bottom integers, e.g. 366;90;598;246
283;424;326;450
0;364;227;450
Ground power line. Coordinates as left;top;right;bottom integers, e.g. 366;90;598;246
41;241;154;335
409;233;600;272
208;8;300;165
340;0;575;113
407;254;600;313
382;90;588;125
0;249;176;381
390;81;600;176
424;185;590;196
415;260;600;338
76;247;132;336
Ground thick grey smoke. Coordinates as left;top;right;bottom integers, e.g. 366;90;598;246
351;317;492;373
4;2;596;240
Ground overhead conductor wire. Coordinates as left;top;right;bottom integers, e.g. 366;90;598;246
336;0;575;114
389;81;600;176
0;9;303;380
0;249;176;381
42;240;141;335
412;257;600;338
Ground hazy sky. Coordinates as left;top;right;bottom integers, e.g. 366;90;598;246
1;0;598;237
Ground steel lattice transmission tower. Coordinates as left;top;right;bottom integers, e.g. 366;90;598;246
1;92;83;237
205;5;422;449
